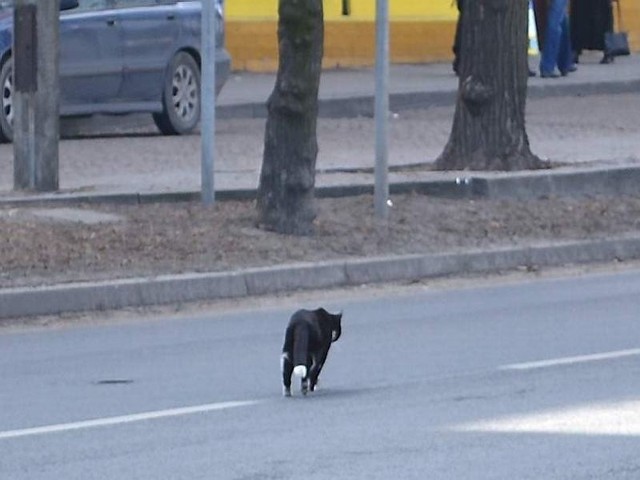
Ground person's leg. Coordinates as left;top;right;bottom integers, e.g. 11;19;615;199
452;0;464;74
533;0;548;49
540;0;568;76
568;0;581;63
558;13;575;74
601;0;615;63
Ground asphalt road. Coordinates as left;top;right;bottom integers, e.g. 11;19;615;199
2;270;640;479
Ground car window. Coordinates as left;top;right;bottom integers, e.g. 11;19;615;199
112;0;177;7
76;0;112;11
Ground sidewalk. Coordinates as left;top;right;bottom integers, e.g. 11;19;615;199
1;52;639;203
217;52;640;118
1;54;640;320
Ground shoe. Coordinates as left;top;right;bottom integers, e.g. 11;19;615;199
560;64;577;76
540;70;560;78
528;69;537;77
600;54;615;64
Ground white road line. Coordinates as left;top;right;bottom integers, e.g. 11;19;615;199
499;348;640;371
0;399;261;441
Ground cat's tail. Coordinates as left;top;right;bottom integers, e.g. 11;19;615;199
292;322;309;378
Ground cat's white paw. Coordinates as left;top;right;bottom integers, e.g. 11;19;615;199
293;365;307;378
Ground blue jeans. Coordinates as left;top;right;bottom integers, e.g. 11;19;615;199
540;0;573;74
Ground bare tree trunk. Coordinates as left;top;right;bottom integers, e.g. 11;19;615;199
256;0;323;235
436;0;547;171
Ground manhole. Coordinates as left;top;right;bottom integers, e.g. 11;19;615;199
94;379;134;385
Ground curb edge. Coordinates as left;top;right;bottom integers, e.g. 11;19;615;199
2;235;640;320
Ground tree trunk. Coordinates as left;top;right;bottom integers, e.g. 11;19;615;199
436;0;547;171
256;0;323;235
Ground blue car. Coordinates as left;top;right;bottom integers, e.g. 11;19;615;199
0;0;231;142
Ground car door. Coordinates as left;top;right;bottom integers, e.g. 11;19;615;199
113;0;179;103
59;0;123;112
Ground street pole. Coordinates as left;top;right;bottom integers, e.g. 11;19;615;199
374;0;389;219
201;0;216;205
13;0;60;192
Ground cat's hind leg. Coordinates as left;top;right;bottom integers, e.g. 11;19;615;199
281;353;294;397
308;351;327;392
293;365;309;395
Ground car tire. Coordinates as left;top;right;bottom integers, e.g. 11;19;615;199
153;52;201;136
0;59;14;143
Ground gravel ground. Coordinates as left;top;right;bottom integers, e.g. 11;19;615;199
2;192;640;289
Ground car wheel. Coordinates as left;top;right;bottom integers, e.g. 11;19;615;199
0;59;14;143
153;52;201;136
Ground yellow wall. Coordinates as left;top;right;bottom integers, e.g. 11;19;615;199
226;0;276;19
226;0;458;21
226;1;639;72
620;2;640;49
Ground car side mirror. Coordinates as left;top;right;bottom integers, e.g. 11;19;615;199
60;0;79;11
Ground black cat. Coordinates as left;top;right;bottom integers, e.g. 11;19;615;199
281;308;342;397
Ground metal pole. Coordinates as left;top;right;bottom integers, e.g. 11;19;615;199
13;0;60;192
201;0;217;205
374;0;389;219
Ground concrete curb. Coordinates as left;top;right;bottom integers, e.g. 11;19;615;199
3;235;640;320
446;165;640;200
2;164;640;207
